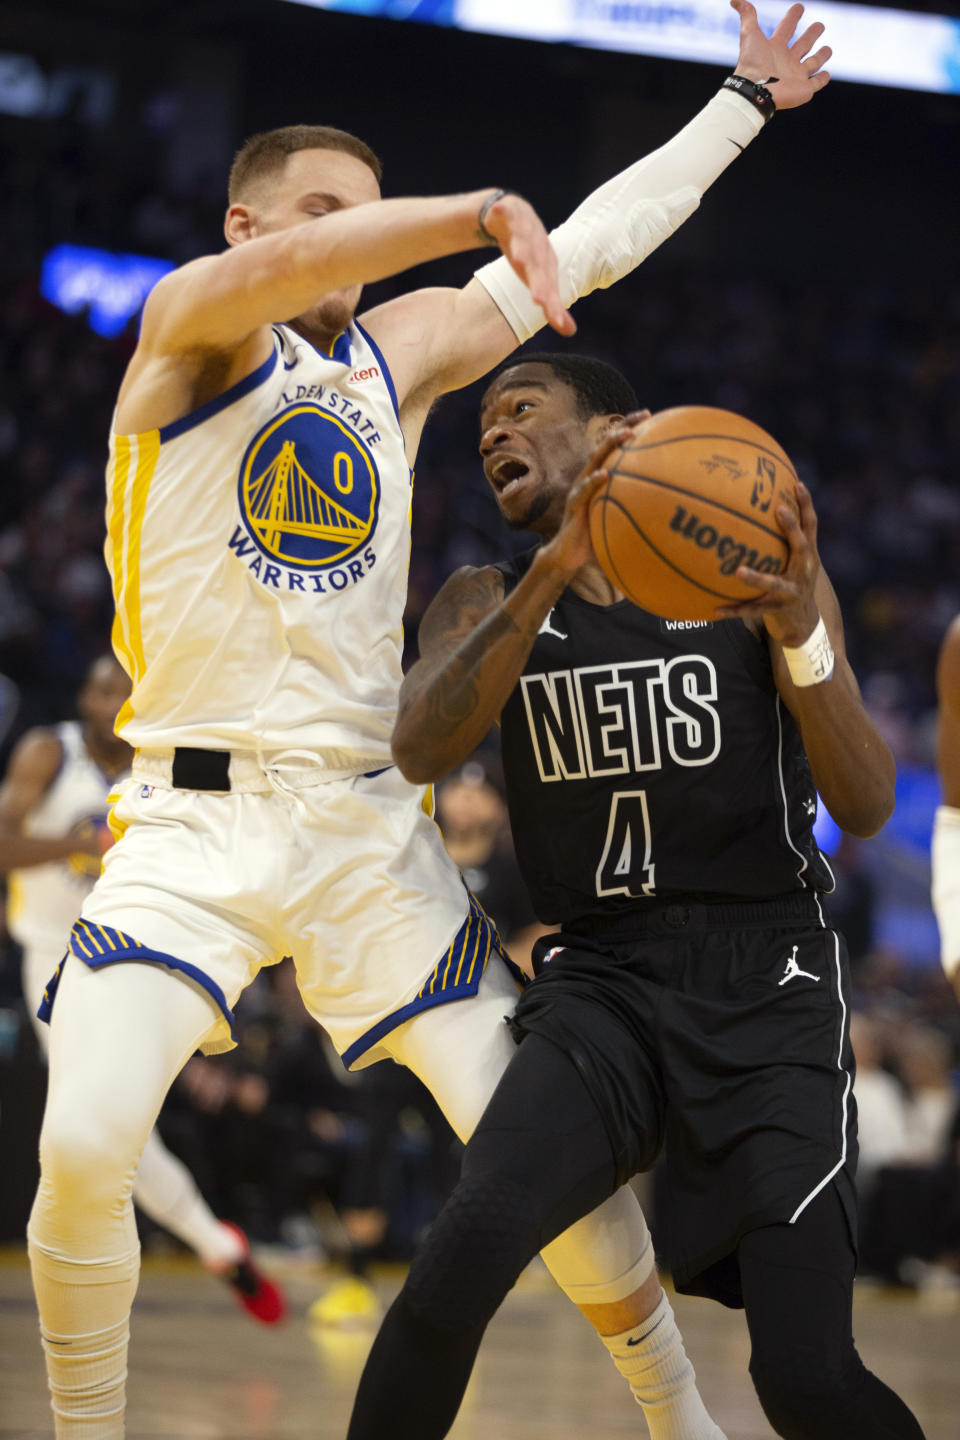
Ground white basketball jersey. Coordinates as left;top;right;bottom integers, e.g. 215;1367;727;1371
106;322;411;768
7;722;116;950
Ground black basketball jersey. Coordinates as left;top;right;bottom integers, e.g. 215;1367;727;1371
497;546;834;924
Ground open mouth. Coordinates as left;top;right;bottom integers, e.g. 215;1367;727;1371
489;456;530;499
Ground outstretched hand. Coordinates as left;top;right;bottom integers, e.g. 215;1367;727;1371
544;412;651;576
716;480;821;647
480;193;576;338
731;0;832;110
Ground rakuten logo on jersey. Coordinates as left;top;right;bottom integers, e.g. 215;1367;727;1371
520;657;721;782
348;366;380;384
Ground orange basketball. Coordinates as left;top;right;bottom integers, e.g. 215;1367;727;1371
588;406;799;621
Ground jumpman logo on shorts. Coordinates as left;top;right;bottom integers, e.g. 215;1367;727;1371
778;945;820;986
538;609;568;641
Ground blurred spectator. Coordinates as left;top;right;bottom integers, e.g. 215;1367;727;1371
897;1026;959;1166
824;834;875;966
435;769;537;941
849;1013;909;1188
851;1009;960;1290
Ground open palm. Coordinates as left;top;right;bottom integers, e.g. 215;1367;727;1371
732;0;832;110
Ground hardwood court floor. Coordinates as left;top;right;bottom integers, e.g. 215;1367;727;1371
1;1246;957;1438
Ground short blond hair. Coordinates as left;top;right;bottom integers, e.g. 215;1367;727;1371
228;124;382;203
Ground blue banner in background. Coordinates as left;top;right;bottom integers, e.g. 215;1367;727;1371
283;0;960;96
307;0;456;16
40;244;174;338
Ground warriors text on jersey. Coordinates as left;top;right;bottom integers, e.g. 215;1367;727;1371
7;722;119;951
497;547;835;924
106;322;409;768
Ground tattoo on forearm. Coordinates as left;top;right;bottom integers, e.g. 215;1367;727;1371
418;568;504;653
425;608;521;730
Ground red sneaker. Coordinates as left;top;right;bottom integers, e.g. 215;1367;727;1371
218;1223;287;1325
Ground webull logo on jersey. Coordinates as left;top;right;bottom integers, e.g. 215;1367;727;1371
230;403;381;591
521;657;720;782
660;618;713;633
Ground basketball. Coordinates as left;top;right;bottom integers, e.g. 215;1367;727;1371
588;406;799;621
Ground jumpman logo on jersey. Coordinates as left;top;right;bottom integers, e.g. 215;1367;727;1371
538;609;568;641
778;945;820;986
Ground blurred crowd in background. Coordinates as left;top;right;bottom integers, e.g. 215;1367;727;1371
1;6;959;1298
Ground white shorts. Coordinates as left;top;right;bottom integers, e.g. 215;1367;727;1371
39;755;511;1065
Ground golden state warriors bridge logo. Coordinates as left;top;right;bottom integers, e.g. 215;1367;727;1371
237;405;379;570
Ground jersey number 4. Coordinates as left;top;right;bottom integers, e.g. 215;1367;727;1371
596;790;656;899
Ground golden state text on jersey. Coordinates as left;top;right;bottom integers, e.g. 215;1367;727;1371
104;322;412;763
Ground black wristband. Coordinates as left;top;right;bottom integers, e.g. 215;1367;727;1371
477;188;513;245
722;73;777;122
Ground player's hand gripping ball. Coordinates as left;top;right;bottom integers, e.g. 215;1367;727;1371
588;406;799;621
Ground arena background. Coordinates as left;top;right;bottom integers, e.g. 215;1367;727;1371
1;0;959;1433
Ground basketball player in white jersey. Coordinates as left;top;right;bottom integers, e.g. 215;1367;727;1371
933;615;960;1000
0;655;285;1324
29;4;832;1435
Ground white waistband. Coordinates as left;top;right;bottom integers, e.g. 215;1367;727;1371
132;747;390;795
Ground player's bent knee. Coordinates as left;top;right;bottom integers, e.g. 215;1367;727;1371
541;1185;655;1307
750;1352;866;1439
38;1099;140;1207
404;1174;541;1332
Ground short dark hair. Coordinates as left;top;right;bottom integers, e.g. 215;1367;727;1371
228;125;383;203
490;351;639;419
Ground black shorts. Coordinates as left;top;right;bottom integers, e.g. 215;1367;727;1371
510;892;858;1306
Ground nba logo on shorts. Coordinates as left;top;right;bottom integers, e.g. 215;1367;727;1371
237;405;381;571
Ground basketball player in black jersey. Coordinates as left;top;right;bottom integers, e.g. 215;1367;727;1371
346;355;926;1440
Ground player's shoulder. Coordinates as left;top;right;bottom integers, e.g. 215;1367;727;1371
141;255;219;322
358;287;462;400
12;725;62;754
942;613;960;652
3;727;64;783
937;614;960;693
447;562;506;600
359;286;458;337
435;562;506;612
418;563;505;649
136;254;234;358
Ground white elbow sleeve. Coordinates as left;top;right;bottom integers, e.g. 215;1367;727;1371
474;89;765;342
932;805;960;978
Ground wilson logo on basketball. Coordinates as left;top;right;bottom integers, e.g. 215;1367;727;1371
587;405;797;621
668;506;784;578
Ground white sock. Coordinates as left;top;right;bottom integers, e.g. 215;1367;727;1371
133;1129;241;1268
600;1292;726;1440
29;1237;140;1440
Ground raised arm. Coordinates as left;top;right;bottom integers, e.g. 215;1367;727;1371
364;0;832;416
0;731;100;871
718;483;896;839
142;189;572;358
393;427;633;782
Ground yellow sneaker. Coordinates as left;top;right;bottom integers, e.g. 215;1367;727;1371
308;1275;381;1329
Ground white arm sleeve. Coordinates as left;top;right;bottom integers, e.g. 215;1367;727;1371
932;805;960;978
474;89;765;342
